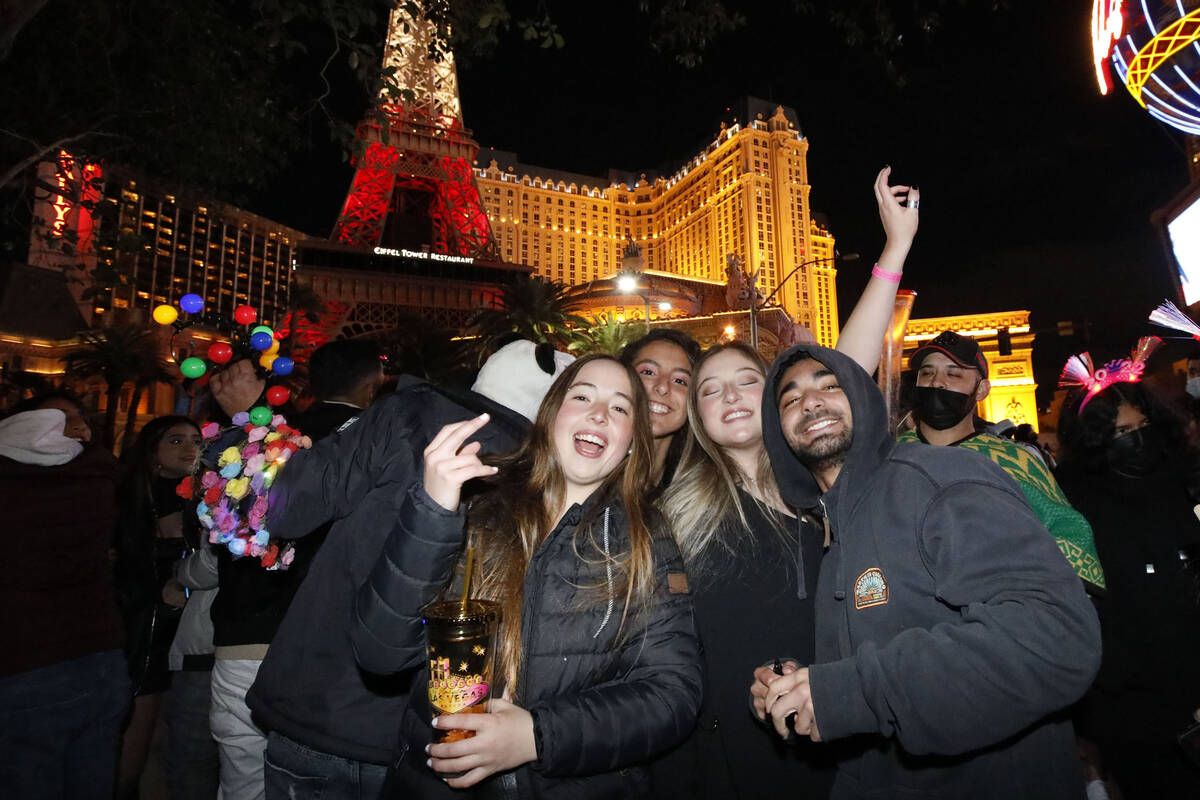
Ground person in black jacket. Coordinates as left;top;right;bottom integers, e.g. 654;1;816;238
208;339;384;800
230;339;572;799
752;344;1101;799
352;354;703;799
1057;380;1200;798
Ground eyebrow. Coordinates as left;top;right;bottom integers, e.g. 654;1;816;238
635;357;690;375
776;368;835;400
568;382;634;404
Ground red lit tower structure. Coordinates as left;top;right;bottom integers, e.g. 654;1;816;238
332;6;498;258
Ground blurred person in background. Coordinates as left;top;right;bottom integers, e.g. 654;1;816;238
1057;379;1200;798
0;391;129;799
113;415;203;799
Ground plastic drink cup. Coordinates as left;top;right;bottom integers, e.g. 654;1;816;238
423;599;500;746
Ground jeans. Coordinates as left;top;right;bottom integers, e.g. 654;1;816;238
264;732;389;800
166;668;220;800
0;650;132;800
211;658;268;800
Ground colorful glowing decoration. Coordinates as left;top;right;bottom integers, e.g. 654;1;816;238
233;305;257;325
249;406;273;426
266;386;290;406
258;353;279;370
180;357;207;379
264;338;281;356
208;342;234;364
1149;298;1200;338
271;357;295;376
1059;336;1162;409
251;325;274;337
152;304;179;325
180;294;204;314
1092;1;1200;134
250;331;274;351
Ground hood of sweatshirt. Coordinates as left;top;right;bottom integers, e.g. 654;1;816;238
761;345;896;586
0;409;83;466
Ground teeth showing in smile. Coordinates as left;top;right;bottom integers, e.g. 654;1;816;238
649;402;670;415
723;409;752;423
575;433;607;448
805;418;837;434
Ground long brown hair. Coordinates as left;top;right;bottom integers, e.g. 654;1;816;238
467;354;659;696
661;342;788;574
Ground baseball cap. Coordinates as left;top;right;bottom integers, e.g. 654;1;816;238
910;330;988;375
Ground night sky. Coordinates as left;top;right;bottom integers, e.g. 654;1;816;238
252;1;1197;397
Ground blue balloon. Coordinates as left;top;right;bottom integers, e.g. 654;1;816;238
272;357;294;376
180;293;204;314
250;331;273;351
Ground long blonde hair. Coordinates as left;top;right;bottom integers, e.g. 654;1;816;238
467;354;659;697
660;342;789;574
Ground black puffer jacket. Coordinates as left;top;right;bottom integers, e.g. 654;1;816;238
246;377;529;764
354;487;704;799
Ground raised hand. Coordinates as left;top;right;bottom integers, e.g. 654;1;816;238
423;414;499;511
874;165;919;256
209;359;266;418
428;697;537;788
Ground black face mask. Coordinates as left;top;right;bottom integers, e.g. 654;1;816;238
913;386;977;431
1107;425;1165;477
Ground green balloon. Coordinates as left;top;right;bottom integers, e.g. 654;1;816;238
180;357;207;379
251;325;274;337
249;406;272;426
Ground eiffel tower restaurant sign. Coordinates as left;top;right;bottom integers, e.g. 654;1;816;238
292;5;527;350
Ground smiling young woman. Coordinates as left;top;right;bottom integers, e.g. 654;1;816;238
351;354;703;799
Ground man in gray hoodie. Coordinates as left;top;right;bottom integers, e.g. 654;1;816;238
751;344;1102;799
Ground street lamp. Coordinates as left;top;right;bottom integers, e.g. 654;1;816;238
749;252;859;350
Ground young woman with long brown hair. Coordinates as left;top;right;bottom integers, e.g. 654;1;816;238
654;167;920;798
351;353;702;798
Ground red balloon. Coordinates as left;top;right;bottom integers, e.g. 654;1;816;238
233;305;257;325
266;386;290;406
208;342;234;364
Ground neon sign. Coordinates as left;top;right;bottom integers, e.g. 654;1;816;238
373;246;474;264
1091;0;1125;94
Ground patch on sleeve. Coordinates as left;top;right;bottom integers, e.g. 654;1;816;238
667;572;690;594
853;567;888;610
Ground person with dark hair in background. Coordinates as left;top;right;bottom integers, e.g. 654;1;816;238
620;328;702;488
207;340;382;800
1057;379;1200;798
0;391;129;800
113;414;203;799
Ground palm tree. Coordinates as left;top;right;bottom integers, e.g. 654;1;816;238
567;312;648;357
470;275;588;352
65;325;166;450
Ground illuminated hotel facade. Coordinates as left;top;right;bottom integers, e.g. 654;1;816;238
473;100;841;346
27;153;307;329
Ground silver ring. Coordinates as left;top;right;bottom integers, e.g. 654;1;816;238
907;198;920;209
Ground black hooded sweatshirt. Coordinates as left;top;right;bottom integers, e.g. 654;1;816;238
761;345;1101;800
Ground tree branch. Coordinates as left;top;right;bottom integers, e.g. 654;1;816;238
0;127;120;193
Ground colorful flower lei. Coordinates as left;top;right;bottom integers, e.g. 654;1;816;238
192;411;309;569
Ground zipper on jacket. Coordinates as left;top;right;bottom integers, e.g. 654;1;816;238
818;498;832;548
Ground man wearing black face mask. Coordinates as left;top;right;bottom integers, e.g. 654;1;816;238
902;330;1106;591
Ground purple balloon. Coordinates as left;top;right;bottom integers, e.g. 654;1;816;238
180;293;204;314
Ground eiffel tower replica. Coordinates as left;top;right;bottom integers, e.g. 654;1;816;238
287;4;523;355
332;6;499;257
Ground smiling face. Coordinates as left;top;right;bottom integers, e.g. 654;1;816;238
551;359;637;504
695;348;766;451
631;339;691;439
777;356;853;473
155;422;203;479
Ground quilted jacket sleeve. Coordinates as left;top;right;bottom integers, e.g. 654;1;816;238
267;385;421;538
350;482;466;675
528;530;704;777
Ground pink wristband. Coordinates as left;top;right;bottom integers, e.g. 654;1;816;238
871;263;902;283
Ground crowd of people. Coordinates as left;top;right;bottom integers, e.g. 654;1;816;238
3;168;1199;800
